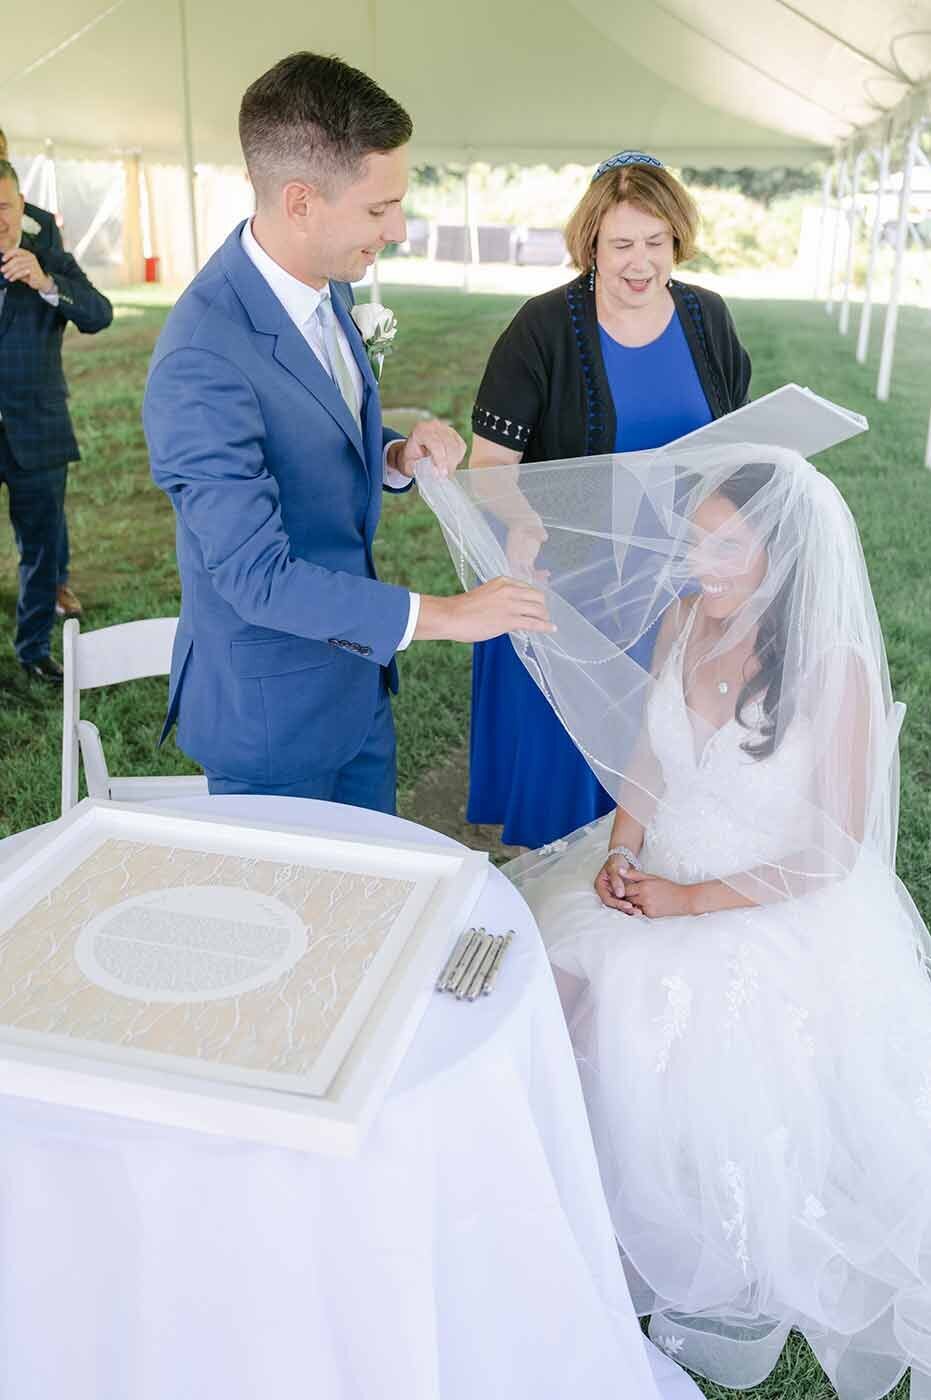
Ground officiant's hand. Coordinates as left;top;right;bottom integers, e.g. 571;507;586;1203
388;420;466;479
506;519;549;583
415;578;554;642
622;870;696;918
594;856;640;915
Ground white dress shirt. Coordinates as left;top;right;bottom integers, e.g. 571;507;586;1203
240;221;419;649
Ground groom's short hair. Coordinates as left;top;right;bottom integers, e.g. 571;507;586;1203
240;53;412;202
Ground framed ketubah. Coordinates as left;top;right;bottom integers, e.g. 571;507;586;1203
0;801;488;1155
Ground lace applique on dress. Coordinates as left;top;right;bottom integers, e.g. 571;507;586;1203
654;974;692;1072
726;942;759;1025
722;1159;751;1275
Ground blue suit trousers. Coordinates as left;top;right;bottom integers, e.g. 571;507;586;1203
204;680;397;814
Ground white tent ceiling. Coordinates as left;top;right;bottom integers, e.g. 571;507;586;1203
4;0;930;169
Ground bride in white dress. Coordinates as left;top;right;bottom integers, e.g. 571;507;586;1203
422;444;931;1400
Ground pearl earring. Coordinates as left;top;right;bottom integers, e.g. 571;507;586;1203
588;264;596;292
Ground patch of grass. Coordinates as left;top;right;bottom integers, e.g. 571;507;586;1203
0;285;926;1400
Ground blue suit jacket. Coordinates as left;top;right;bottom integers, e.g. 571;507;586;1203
144;223;413;787
0;232;112;468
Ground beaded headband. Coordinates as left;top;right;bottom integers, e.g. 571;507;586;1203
592;150;664;183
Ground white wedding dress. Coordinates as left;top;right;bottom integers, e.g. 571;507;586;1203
516;615;931;1400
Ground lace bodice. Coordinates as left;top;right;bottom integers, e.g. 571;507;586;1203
641;617;813;884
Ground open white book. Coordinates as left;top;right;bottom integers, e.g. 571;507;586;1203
670;383;868;458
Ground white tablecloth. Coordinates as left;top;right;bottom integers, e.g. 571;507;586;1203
0;796;698;1400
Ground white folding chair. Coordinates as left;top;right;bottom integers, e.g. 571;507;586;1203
61;616;208;814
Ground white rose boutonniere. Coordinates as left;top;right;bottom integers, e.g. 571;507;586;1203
350;302;398;382
22;214;42;237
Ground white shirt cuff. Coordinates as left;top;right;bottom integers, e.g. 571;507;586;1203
382;439;411;490
39;285;60;307
397;593;421;651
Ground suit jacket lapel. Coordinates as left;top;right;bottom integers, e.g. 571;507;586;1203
331;287;378;397
221;226;366;465
331;285;382;479
271;319;366;462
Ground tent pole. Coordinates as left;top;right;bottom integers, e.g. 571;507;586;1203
122;153;145;285
839;150;863;336
813;166;831;299
877;125;919;402
462;160;474;293
177;0;200;275
825;157;845;315
368;0;381;304
43;139;60;218
857;145;888;365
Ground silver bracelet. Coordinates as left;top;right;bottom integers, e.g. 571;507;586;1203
606;844;642;871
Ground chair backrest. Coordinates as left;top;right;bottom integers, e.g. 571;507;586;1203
69;617;179;690
61;617;179;813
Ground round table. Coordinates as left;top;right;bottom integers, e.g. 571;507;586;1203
0;797;698;1400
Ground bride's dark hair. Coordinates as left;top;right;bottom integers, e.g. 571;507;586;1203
714;461;795;760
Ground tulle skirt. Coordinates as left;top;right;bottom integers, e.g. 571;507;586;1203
514;817;931;1400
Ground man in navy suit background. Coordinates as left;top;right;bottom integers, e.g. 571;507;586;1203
145;52;551;811
0;127;83;623
0;159;112;681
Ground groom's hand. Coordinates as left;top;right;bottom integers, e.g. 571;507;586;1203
414;578;554;642
389;420;465;479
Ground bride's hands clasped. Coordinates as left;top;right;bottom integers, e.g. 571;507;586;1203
594;858;696;918
622;870;696;919
594;855;641;915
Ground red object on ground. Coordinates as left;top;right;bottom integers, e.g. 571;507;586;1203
144;256;160;283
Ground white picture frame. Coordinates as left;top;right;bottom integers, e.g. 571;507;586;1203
669;382;868;458
0;801;488;1155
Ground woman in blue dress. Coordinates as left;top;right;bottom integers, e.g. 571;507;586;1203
468;152;752;848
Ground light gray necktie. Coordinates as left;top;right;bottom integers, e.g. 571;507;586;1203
315;293;362;430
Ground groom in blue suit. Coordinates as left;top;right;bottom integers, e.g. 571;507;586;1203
145;53;550;812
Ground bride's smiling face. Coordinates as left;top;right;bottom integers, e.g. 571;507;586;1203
689;493;768;620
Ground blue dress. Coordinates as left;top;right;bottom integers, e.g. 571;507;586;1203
468;309;713;847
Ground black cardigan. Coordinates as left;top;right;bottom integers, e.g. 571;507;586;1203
471;274;751;463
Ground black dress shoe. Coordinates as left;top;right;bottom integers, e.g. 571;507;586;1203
20;656;64;684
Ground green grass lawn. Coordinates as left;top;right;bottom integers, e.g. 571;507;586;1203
0;284;927;1399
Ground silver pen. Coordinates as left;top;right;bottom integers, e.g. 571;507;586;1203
454;933;492;999
444;928;483;994
464;934;501;1001
481;931;514;995
436;930;472;991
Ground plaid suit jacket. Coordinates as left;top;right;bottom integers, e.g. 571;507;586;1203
0;233;113;468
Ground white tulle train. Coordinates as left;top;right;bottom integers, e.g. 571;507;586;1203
518;816;931;1400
